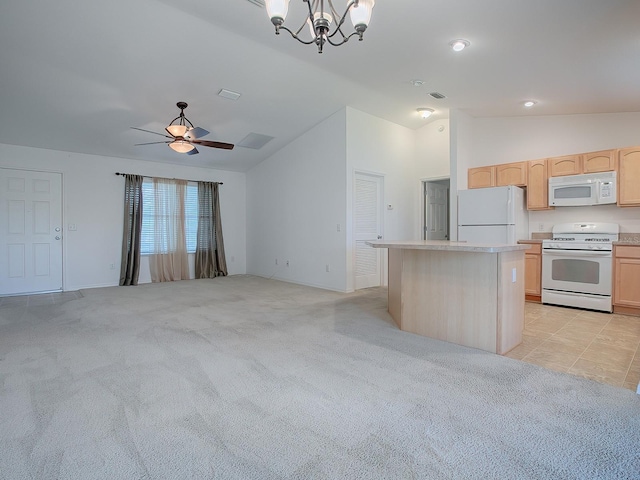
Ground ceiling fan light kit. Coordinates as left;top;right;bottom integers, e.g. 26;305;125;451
265;0;375;53
132;102;235;155
169;140;196;153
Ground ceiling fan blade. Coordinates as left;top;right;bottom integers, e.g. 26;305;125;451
134;141;170;146
187;146;199;155
131;127;173;139
185;127;209;139
191;139;235;150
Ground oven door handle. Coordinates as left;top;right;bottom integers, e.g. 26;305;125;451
542;249;612;258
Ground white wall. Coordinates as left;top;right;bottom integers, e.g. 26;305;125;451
469;112;640;167
458;111;640;236
0;143;246;291
246;109;348;292
449;110;475;239
246;107;424;293
415;119;450;180
415;119;451;239
345;107;417;291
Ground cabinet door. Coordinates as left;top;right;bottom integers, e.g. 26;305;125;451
468;166;495;189
548;155;582;177
526;159;551;210
614;257;640;308
524;253;541;296
618;146;640;206
583;150;616;173
496;162;527;186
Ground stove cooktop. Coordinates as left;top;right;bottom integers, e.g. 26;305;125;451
543;222;619;250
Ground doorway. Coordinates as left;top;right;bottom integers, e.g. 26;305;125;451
0;168;63;295
354;172;384;290
423;178;450;240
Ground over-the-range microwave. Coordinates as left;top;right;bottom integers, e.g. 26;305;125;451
548;171;617;207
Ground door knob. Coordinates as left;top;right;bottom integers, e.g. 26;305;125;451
377;235;382;239
55;236;61;240
55;227;61;232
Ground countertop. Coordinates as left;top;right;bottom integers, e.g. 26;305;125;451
615;233;640;245
366;240;530;253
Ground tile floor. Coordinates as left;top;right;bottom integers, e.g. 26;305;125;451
506;302;640;392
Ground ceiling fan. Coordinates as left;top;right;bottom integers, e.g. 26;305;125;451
131;102;234;155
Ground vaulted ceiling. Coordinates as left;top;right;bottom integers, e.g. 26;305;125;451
1;0;639;172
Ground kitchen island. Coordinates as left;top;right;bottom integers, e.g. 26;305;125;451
367;240;530;355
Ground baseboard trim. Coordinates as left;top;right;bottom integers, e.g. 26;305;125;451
613;305;640;317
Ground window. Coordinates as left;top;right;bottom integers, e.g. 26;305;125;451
140;180;198;254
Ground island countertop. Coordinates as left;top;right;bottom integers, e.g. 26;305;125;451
366;240;531;253
370;239;527;354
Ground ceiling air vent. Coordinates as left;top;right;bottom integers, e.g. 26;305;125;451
429;92;447;99
238;133;274;150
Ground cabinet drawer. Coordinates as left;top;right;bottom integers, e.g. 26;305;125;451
519;242;541;254
615;245;640;259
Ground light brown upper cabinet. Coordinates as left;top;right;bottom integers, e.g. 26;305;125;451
548;155;582;177
496;162;527;187
618;146;640;206
583;149;617;173
468;166;495;189
527;159;552;210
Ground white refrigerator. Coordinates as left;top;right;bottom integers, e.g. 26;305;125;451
458;186;529;244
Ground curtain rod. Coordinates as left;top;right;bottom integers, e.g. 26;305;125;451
115;172;223;185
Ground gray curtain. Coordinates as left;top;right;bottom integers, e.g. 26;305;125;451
195;182;227;278
119;174;143;286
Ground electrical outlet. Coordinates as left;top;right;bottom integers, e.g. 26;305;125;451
538;223;544;231
275;258;278;265
286;260;290;267
326;264;330;272
110;263;116;270
337;224;341;232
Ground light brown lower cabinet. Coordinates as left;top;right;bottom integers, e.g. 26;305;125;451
519;241;542;302
613;245;640;316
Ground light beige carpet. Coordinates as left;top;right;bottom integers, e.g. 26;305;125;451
0;275;638;479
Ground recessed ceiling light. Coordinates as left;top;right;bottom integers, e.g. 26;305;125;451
410;79;425;87
449;39;470;52
524;100;537;108
417;108;435;119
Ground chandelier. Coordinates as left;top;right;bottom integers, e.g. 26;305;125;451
264;0;375;53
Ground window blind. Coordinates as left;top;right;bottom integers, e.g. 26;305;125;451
140;180;198;254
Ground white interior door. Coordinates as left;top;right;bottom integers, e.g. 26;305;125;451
424;181;449;240
0;168;63;295
354;172;383;290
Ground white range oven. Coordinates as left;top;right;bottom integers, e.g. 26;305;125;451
542;222;619;312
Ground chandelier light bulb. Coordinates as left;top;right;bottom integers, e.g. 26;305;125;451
265;0;290;24
349;0;375;30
